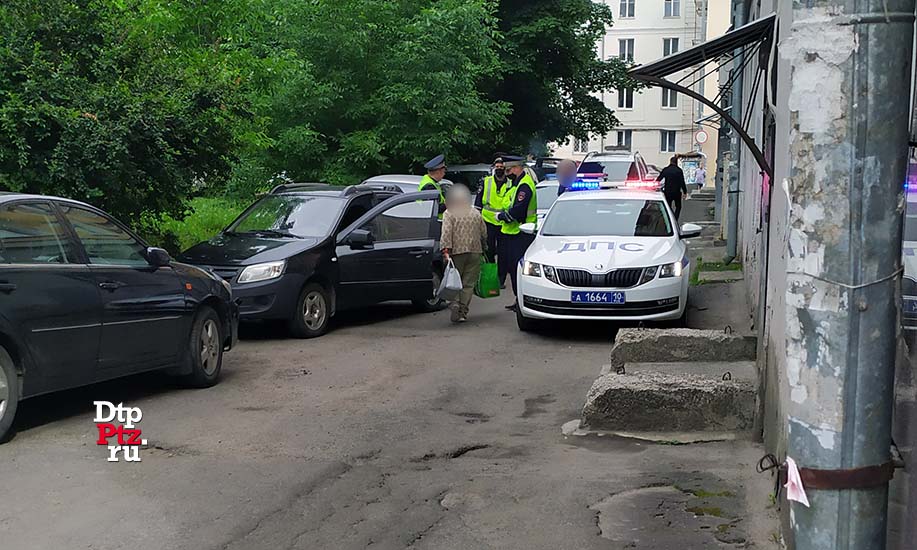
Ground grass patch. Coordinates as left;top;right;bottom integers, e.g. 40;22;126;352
677;487;736;499
690;258;743;286
142;197;247;254
686;506;726;518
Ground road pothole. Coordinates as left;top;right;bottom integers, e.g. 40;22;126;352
590;485;746;548
411;444;491;462
521;394;556;418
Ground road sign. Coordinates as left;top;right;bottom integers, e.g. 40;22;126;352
694;130;709;145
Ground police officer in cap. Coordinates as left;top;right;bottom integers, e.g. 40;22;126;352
420;154;447;218
475;156;510;269
497;155;538;310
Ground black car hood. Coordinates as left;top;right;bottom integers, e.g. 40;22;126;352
180;234;320;266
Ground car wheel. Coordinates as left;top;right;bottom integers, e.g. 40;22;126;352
0;346;20;443
412;270;447;312
289;283;331;338
516;305;540;332
183;306;223;388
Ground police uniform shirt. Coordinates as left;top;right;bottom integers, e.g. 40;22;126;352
504;174;533;224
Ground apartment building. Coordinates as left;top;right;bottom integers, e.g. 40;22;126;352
555;0;710;170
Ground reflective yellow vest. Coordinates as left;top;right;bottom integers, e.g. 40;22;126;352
500;173;538;235
418;174;445;220
480;175;509;226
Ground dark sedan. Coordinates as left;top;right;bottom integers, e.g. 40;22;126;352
0;193;238;442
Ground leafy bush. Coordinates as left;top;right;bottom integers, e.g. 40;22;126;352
140;197;246;254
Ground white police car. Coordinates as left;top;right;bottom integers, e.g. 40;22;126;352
515;183;702;330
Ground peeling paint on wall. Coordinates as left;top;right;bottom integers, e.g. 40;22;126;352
781;7;857;136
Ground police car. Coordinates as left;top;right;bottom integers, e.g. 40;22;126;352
515;181;702;330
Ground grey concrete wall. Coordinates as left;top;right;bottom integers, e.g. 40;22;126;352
889;339;916;549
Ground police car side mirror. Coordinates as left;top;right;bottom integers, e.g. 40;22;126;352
519;223;538;235
680;223;703;239
347;229;375;249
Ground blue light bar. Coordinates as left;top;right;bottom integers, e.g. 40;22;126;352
568;178;602;191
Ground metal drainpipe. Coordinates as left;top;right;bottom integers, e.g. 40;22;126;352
723;0;745;264
784;0;914;547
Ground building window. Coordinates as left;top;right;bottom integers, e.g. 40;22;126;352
618;39;634;63
660;130;677;152
663;38;679;57
661;89;678;108
617;87;634;109
619;0;635;18
573;137;589;153
616;130;632;149
664;0;680;17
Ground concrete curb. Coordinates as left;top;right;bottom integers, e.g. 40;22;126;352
581;372;756;432
609;328;756;368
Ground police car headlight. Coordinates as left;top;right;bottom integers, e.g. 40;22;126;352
639;266;659;285
659;261;683;278
523;261;543;277
542;265;557;283
238;260;286;284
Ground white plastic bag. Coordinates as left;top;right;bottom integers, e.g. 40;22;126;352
436;259;463;301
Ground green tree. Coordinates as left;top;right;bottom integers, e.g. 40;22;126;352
477;0;632;157
0;0;240;224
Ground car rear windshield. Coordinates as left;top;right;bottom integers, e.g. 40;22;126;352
579;160;639;181
541;198;673;237
227;195;344;238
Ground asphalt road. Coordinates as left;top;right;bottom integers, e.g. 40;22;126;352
0;199;778;550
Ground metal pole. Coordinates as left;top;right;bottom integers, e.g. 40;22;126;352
784;0;915;547
723;0;745;263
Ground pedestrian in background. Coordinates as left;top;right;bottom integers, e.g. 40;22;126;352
441;186;487;323
694;166;707;191
656;155;688;220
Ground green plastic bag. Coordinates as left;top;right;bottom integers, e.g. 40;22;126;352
475;259;500;299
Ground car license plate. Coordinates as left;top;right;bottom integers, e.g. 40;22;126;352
571;291;625;304
904;298;917;315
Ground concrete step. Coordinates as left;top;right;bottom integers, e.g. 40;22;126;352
609;328;757;369
581;371;755;432
698;270;744;283
603;360;757;382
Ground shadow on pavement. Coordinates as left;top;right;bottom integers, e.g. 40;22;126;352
238;301;426;341
8;368;241;440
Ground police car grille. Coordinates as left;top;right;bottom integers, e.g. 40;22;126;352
555;268;643;288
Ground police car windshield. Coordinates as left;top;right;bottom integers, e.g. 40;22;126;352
579;160;639;181
541;198;673;237
227;195;344;238
536;185;559;210
905;197;917;242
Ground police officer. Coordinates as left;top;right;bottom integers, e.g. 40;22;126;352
420;154;447;218
475;156;510;266
496;155;538;310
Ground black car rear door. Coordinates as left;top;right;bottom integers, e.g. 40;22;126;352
56;202;186;373
0;200;101;394
335;192;439;306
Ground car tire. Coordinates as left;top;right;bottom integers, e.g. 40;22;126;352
516;305;540;332
289;283;331;338
183;306;223;388
0;346;21;443
412;270;447;313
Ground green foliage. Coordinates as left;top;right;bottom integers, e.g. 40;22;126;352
0;0;239;224
483;0;635;156
141;197;245;254
0;0;628;235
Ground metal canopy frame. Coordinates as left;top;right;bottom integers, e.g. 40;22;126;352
627;13;777;179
